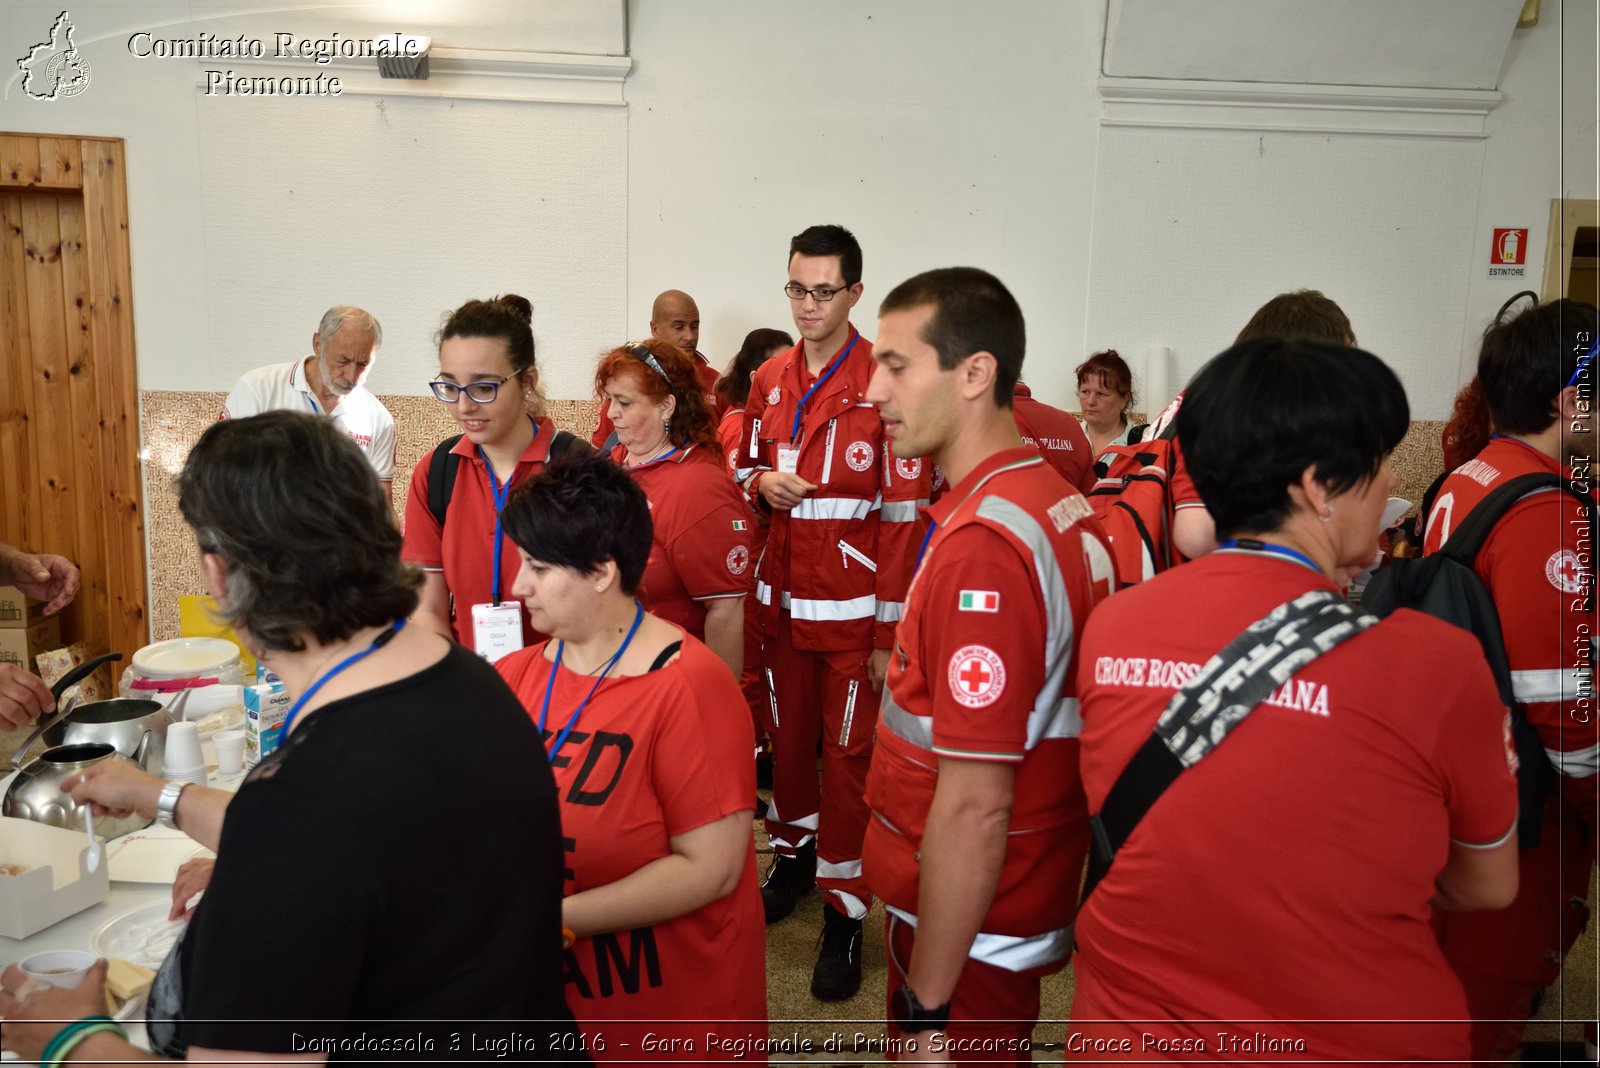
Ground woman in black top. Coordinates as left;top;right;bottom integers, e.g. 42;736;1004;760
1;411;576;1063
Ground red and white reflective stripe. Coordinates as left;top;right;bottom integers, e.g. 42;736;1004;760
874;599;903;623
791;496;880;521
790;593;876;622
1511;666;1585;703
880;499;925;523
1546;742;1599;779
885;906;1072;971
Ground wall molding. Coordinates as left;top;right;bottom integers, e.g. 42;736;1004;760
193;47;632;106
1099;77;1501;139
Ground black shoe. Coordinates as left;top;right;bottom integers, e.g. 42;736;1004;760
810;904;863;1001
760;841;815;924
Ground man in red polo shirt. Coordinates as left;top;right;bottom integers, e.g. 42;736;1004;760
591;290;723;447
1422;297;1598;1061
862;266;1112;1055
737;225;928;1000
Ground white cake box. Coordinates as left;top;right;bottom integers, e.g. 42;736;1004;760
0;816;111;940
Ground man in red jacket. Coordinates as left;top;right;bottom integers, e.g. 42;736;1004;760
737;225;927;1000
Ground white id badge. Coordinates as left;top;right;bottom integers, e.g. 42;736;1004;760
471;601;524;663
776;444;800;475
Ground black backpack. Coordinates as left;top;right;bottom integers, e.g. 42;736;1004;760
1362;472;1595;847
424;430;588;528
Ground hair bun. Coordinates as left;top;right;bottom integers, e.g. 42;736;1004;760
493;294;534;324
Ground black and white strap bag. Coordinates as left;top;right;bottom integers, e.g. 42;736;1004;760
1081;588;1380;904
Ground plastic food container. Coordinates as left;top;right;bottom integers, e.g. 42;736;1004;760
120;637;244;697
0;816;111;939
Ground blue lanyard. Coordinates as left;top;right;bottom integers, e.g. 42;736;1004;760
913;520;936;574
790;329;858;442
1218;539;1321;574
478;423;540;606
637;445;683;467
537;601;644;762
280;619;406;738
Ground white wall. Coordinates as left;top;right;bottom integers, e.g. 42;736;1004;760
1084;3;1594;421
623;0;1107;406
1;0;629;400
1458;0;1598;380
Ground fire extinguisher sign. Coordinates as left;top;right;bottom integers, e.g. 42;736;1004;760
1489;228;1529;278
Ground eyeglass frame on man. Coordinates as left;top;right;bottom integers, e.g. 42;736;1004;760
783;282;852;303
427;372;520;404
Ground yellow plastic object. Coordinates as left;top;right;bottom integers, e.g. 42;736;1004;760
177;595;257;677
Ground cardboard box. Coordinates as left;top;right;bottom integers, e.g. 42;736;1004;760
0;585;49;629
0;816;111;939
244;681;290;767
0;616;61;673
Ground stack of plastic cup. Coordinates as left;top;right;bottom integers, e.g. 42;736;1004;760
162;721;208;785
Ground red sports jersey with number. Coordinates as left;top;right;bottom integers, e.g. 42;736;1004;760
613;443;751;641
736;327;929;652
1011;383;1096;493
1070;549;1517;1061
863;449;1112;961
1424;436;1597;807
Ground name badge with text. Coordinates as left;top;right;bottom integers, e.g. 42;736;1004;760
776;443;800;475
472;601;524;663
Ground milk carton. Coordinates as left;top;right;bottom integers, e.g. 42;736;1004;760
243;681;291;767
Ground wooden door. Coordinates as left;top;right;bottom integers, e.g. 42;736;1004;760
0;134;147;663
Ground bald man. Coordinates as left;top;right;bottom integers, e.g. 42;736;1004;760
591;289;727;447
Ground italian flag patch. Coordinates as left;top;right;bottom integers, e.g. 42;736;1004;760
732;519;748;531
958;590;999;613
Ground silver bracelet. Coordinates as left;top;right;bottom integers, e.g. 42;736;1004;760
155;780;189;829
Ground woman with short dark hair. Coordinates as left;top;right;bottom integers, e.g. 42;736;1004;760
1067;338;1520;1062
494;451;765;1059
0;411;574;1062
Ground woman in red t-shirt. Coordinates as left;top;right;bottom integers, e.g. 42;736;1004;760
495;453;766;1059
593;338;750;678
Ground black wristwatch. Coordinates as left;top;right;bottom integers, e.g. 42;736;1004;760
892;984;951;1034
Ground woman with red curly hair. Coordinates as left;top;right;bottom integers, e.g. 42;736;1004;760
596;338;751;676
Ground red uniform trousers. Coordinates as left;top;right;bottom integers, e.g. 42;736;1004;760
885;912;1052;1064
1435;792;1595;1061
762;609;876;918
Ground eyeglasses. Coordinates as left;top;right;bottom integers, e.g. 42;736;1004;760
783;282;850;303
428;373;519;403
1567;335;1598;388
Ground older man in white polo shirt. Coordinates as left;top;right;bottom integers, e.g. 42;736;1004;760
220;306;396;488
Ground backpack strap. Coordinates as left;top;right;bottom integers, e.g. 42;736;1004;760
1081;588;1379;905
426;435;464;530
426;428;591;530
1438;472;1595;567
547;429;588;462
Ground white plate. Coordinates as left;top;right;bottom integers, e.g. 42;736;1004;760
90;901;188;971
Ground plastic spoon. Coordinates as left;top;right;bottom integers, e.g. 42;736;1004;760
82;804;103;874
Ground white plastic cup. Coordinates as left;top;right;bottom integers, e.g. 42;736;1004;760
213;730;245;775
19;949;96;988
163;721;204;779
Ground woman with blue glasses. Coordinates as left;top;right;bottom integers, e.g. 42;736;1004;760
402;294;588;656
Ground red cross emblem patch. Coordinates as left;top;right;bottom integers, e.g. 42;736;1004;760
845;440;875;472
947;644;1006;709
